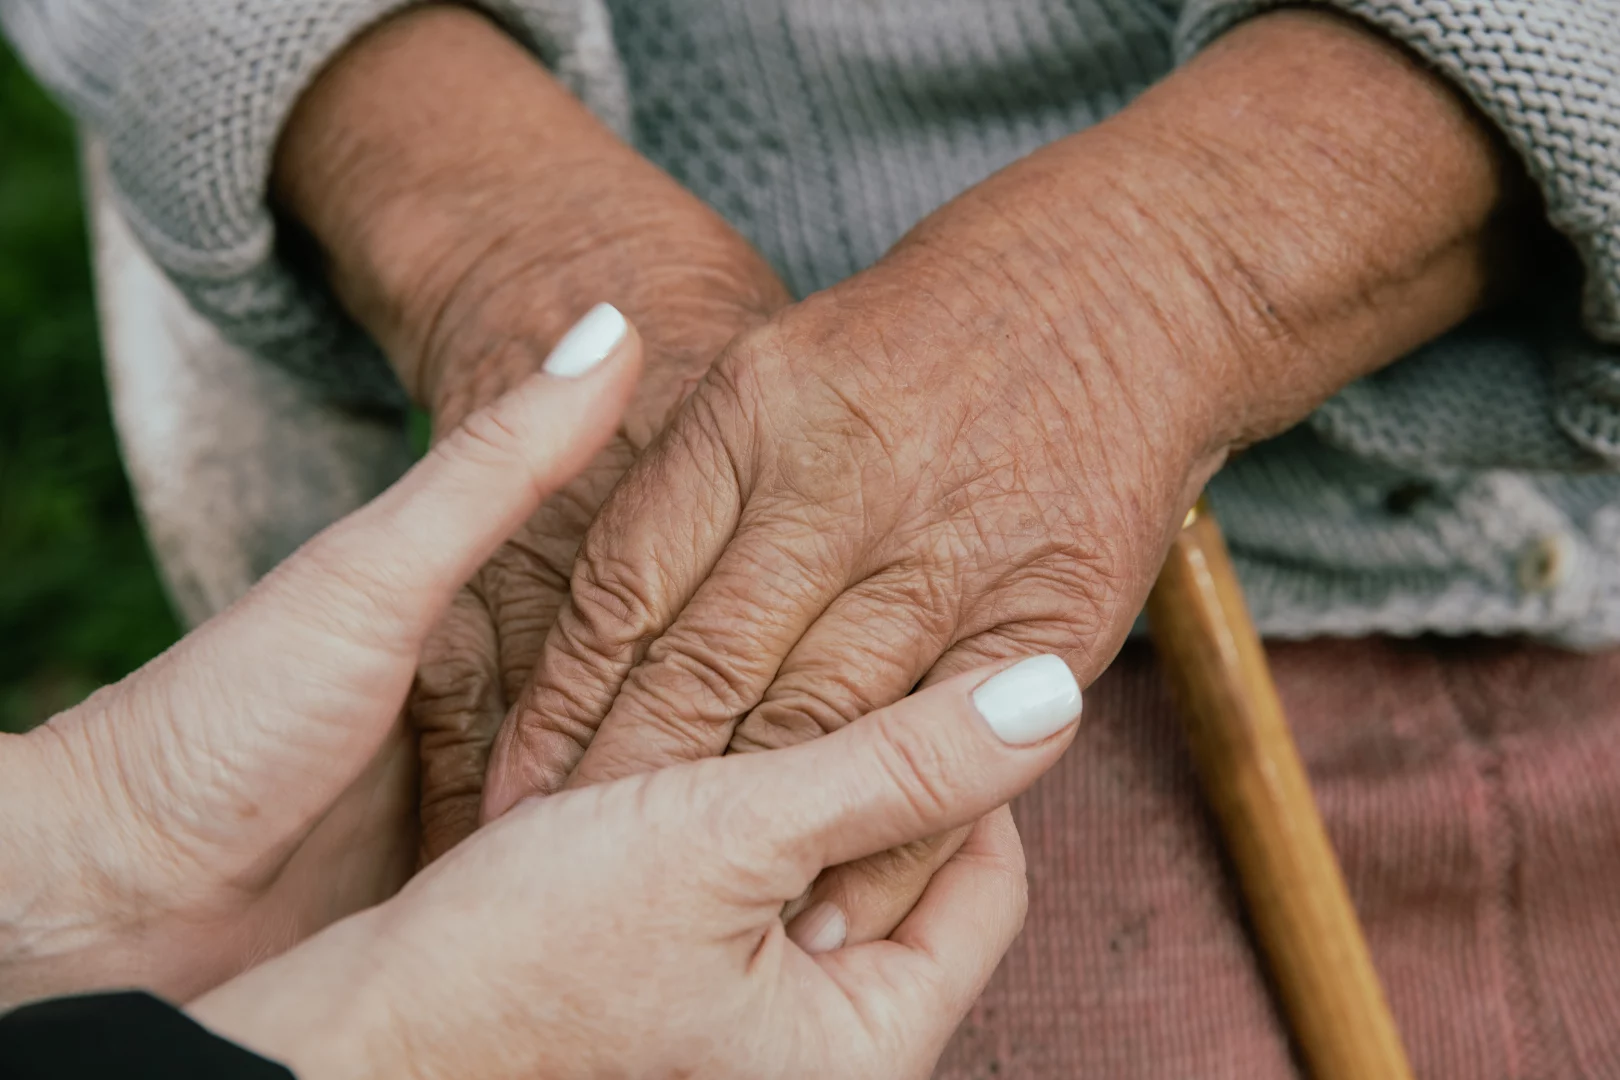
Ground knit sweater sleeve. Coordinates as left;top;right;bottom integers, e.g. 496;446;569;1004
1175;1;1620;472
0;0;630;407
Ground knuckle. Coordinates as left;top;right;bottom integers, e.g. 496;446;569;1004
869;717;959;829
734;683;857;752
411;666;500;746
684;327;776;446
635;629;770;724
496;613;627;782
719;319;792;382
433;392;531;471
570;530;667;644
414;630;500;731
839;837;948;907
734;573;949;754
496;706;584;800
509;671;612;769
953;542;1129;675
682;780;784;895
483;531;576;605
542;622;623;713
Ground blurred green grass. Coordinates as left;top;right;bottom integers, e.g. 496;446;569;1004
0;40;181;732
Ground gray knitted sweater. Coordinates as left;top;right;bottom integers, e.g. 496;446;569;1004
6;0;1620;645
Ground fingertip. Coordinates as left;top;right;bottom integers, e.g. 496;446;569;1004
541;302;634;379
492;307;643;438
968;655;1082;747
478;730;523;825
787;900;848;955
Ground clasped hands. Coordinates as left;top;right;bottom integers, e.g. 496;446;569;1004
0;4;1517;1076
273;0;1514;954
0;311;1081;1078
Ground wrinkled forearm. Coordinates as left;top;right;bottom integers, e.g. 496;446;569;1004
883;9;1525;477
273;5;788;420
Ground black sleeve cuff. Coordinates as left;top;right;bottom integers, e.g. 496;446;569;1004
0;991;294;1080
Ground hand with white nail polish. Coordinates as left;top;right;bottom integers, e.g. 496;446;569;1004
480;7;1521;964
189;656;1082;1080
0;308;642;1007
272;6;791;863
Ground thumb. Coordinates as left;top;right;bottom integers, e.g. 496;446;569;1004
728;654;1082;904
111;304;642;850
818;808;1030;1068
263;303;642;653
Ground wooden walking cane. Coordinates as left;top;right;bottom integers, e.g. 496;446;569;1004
1144;498;1414;1080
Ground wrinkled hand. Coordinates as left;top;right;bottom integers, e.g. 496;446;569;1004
408;229;783;860
0;320;640;1006
484;8;1524;945
483;241;1214;943
271;5;789;860
191;657;1083;1080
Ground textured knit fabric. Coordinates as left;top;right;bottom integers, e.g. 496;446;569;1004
935;637;1620;1078
6;0;1620;644
0;0;629;407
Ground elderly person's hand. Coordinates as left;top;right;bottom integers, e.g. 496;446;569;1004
189;658;1080;1080
272;4;790;860
483;10;1532;945
0;307;641;1007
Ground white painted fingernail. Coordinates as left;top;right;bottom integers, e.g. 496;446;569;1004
972;655;1082;746
542;302;627;378
787;901;847;955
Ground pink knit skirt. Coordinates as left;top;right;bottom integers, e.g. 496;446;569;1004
936;638;1620;1078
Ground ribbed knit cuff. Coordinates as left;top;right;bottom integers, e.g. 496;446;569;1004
93;0;630;408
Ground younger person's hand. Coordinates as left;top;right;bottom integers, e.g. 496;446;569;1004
482;9;1522;951
192;655;1083;1080
272;4;790;861
0;306;642;1006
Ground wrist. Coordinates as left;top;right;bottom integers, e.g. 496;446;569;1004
273;4;785;414
0;725;141;1006
893;9;1521;466
1117;9;1521;448
409;200;784;431
188;908;408;1080
0;732;54;992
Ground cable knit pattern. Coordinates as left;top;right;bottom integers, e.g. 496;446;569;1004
0;0;628;407
7;0;1620;644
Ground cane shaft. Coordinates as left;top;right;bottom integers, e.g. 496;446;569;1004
1145;504;1413;1080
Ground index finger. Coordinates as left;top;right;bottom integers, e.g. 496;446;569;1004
732;655;1081;891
